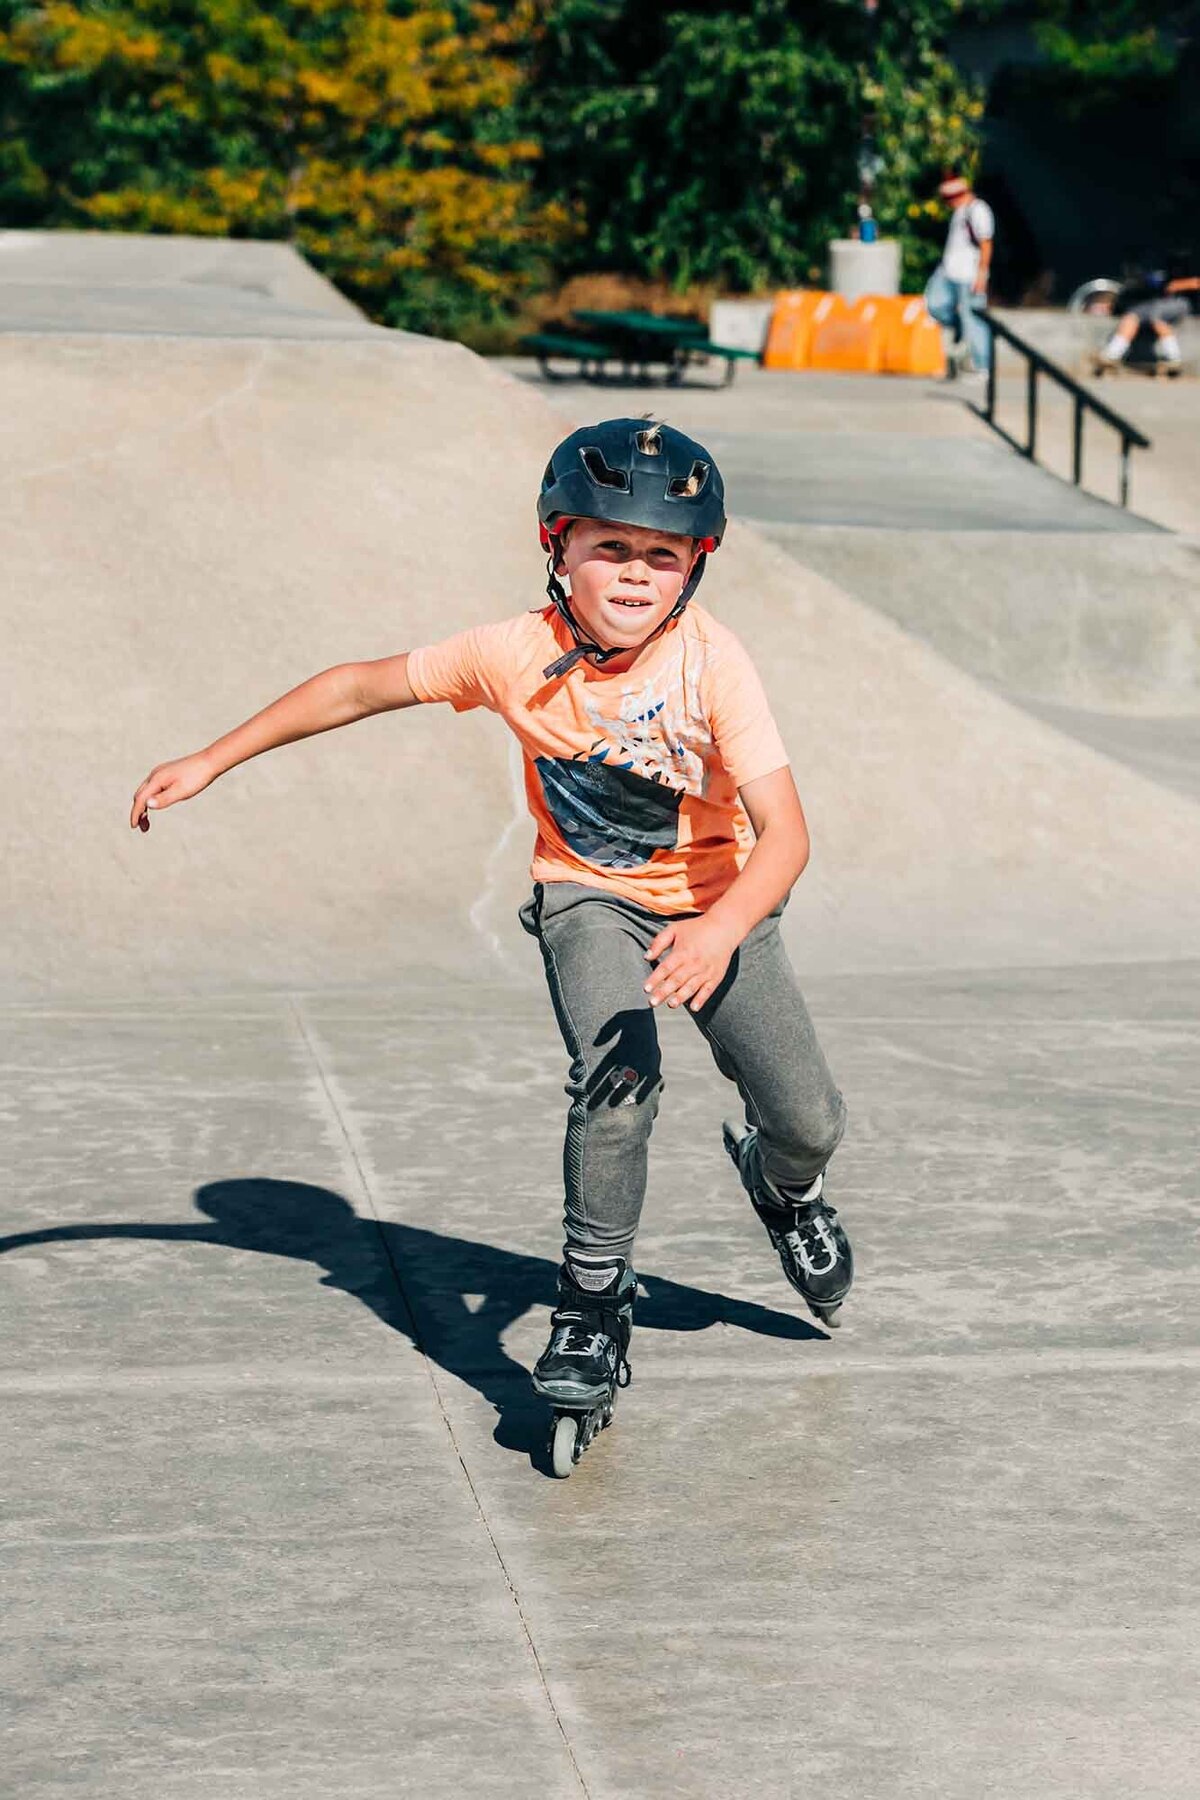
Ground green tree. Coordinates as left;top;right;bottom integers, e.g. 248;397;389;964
0;0;569;337
526;0;983;293
1031;0;1185;107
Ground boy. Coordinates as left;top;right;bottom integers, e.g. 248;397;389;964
1096;264;1199;374
130;418;851;1432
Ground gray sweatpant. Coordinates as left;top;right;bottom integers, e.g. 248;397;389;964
1127;295;1188;327
519;881;847;1264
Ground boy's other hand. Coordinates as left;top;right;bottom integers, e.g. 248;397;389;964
130;751;217;832
644;917;736;1012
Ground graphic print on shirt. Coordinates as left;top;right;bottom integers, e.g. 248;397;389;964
581;641;715;795
534;642;713;869
534;758;684;869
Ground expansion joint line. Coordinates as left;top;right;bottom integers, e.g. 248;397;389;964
288;1000;590;1798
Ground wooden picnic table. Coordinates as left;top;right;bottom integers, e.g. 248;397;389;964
521;307;759;386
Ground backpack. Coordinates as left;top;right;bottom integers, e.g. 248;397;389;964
963;200;989;249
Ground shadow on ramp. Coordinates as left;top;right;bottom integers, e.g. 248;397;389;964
0;1178;824;1476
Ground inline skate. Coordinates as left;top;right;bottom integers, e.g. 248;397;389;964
723;1119;853;1327
531;1251;635;1477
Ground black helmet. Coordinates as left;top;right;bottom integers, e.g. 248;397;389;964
535;418;726;680
538;418;726;553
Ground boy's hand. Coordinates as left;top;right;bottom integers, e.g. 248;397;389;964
130;752;218;832
644;917;737;1012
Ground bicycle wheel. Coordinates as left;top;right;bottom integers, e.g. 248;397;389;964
1066;278;1121;316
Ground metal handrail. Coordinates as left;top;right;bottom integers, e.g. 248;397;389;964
980;309;1151;508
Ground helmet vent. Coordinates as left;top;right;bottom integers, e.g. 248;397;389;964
579;446;631;491
635;426;663;456
667;459;711;499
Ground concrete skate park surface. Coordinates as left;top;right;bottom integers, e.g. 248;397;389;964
5;234;1199;1798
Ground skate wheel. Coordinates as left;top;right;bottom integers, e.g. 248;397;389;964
551;1413;579;1478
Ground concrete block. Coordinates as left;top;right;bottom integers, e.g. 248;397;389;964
708;298;774;353
829;237;901;301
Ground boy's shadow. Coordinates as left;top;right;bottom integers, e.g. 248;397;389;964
0;1178;825;1472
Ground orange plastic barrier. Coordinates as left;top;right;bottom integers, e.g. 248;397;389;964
765;289;946;376
763;290;841;371
880;295;946;377
808;294;887;373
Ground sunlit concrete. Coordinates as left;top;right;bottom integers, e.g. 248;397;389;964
4;237;1200;1798
5;970;1198;1797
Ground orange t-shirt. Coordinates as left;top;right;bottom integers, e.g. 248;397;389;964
406;603;789;915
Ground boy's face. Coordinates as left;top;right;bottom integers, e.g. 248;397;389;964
557;517;698;656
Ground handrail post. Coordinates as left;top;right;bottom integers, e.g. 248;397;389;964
1072;394;1084;487
976;307;1149;506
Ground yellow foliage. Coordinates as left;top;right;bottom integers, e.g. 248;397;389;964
11;4;162;71
0;0;567;331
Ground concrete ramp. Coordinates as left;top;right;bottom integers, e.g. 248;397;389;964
758;524;1200;716
3;328;555;993
6;240;1200;1800
702;527;1200;969
0;227;369;335
709;427;1156;534
4;244;1200;995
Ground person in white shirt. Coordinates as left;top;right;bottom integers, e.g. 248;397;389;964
924;173;995;373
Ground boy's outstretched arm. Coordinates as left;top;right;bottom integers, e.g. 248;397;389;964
644;766;809;1012
130;653;420;831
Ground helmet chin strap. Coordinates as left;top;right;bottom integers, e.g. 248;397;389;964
540;551;709;683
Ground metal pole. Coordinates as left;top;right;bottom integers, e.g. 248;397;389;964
1120;436;1130;508
1026;359;1038;460
986;326;997;421
1072;394;1084;486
